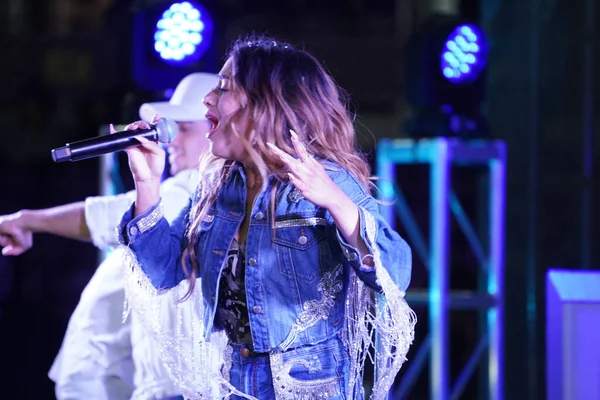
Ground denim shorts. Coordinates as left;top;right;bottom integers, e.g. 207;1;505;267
227;335;350;399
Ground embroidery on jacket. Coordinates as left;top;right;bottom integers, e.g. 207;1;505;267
136;202;165;234
270;350;339;400
287;186;304;203
274;217;327;229
220;345;233;393
279;264;343;351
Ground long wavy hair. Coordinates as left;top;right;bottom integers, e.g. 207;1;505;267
181;34;374;298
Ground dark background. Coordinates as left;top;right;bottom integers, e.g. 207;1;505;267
0;0;598;399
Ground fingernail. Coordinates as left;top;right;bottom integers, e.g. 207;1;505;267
290;130;298;140
266;142;276;149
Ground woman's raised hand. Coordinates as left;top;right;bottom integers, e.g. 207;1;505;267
267;130;345;210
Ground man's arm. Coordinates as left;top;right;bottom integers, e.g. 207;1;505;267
0;170;198;256
21;202;90;239
0;202;91;256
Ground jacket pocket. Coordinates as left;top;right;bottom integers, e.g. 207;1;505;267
272;215;328;282
272;217;327;249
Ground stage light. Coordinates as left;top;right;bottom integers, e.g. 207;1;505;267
153;2;213;66
441;24;486;84
404;14;489;139
133;1;217;91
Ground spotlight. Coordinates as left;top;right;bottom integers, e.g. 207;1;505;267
404;14;489;139
440;24;486;84
133;1;217;91
153;1;213;66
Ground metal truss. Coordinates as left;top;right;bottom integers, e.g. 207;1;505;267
376;137;506;400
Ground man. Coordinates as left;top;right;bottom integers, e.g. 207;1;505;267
0;72;216;400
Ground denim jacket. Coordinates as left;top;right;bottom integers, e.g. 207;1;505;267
118;161;415;399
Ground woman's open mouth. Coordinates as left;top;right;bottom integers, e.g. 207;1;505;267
205;114;219;138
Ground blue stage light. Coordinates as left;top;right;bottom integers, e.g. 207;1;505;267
441;24;487;84
153;2;213;66
404;15;490;138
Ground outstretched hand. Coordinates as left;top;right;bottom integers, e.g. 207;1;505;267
267;130;344;210
0;212;32;256
116;115;165;184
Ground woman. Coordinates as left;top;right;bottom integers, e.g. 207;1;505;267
117;35;415;400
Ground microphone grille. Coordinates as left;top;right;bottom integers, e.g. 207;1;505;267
154;118;179;143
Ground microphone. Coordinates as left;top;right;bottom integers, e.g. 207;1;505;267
51;117;179;163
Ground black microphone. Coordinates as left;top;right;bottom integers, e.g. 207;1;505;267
51;118;179;163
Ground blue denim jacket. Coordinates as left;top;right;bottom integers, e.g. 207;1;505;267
118;162;412;354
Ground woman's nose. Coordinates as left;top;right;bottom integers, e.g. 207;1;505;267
203;90;216;107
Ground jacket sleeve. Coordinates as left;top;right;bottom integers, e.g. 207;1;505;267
117;198;191;290
328;168;412;292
